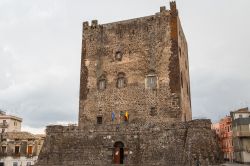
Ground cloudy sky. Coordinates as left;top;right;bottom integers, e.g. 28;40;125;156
0;0;250;134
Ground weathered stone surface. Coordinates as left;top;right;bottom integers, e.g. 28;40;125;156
36;120;221;166
79;2;191;127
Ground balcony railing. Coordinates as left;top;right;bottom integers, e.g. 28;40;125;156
235;131;250;137
0;122;8;128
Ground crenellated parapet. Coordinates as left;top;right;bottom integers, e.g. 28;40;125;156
46;125;78;135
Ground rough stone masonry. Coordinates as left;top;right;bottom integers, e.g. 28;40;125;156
36;2;222;166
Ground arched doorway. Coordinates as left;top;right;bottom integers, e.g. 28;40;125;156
113;141;124;164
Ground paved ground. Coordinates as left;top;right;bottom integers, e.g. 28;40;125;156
220;163;249;166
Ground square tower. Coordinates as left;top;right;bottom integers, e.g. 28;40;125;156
79;1;191;128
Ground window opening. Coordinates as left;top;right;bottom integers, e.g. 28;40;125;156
115;51;122;61
15;146;20;155
149;107;157;116
97;116;103;124
98;74;107;90
146;70;157;89
98;80;106;90
1;146;6;153
117;73;126;88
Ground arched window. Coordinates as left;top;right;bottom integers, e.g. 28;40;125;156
117;72;126;88
98;74;107;90
146;70;157;89
115;51;122;61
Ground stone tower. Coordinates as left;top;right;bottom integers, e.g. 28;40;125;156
36;2;222;166
79;1;191;129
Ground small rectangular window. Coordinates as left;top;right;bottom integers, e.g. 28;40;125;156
147;76;157;89
13;162;18;166
117;78;125;88
15;146;20;154
98;80;106;90
149;107;157;116
97;116;102;124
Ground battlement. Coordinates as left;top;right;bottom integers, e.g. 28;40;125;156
82;5;174;32
170;1;177;11
160;6;166;12
46;124;78;134
45;120;211;136
83;21;89;30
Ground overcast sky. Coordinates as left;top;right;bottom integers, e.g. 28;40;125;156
0;0;250;134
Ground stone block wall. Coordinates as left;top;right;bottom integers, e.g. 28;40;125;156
36;120;222;166
79;2;191;128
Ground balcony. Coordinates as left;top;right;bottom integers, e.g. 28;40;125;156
235;131;250;137
0;122;8;128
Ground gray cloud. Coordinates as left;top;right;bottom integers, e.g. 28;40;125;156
0;0;250;133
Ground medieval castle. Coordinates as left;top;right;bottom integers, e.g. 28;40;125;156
36;2;221;166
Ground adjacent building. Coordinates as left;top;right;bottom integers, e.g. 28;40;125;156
231;107;250;164
0;111;45;166
212;116;233;161
0;132;45;166
0;111;22;133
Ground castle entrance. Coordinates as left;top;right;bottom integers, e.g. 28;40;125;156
113;141;124;164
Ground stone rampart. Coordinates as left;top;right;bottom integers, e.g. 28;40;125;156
36;119;222;166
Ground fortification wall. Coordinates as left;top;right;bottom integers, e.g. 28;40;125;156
36;119;222;166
